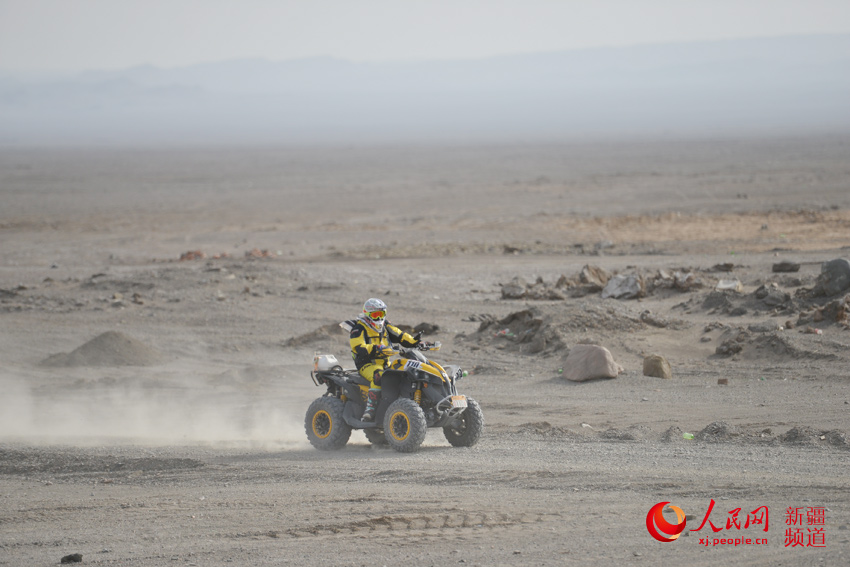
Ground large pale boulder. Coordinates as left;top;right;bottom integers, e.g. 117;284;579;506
562;345;624;382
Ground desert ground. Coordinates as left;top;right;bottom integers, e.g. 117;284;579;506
1;136;849;566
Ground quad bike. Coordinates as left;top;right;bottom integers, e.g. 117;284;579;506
305;341;484;453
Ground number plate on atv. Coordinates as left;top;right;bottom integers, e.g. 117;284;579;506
451;395;468;409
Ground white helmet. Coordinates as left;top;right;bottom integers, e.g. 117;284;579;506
361;298;387;332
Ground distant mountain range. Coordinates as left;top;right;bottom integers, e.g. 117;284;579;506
1;34;849;146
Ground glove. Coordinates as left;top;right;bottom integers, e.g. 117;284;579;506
413;332;422;346
375;345;395;358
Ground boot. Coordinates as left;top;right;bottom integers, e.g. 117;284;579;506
362;388;381;422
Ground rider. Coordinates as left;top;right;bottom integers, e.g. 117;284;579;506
348;298;420;422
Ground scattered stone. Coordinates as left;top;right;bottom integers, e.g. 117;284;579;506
579;265;612;291
561;344;623;382
773;261;801;273
61;554;83;564
796;296;849;328
500;276;528;299
245;248;275;259
601;274;644;300
729;307;748;316
712;263;735;272
500;276;566;300
672;271;703;291
754;283;791;307
179;250;206;261
643;354;672;379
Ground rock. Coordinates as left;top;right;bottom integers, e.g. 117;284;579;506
702;290;734;312
673;271;701;291
716;339;743;356
712;263;735;272
814;258;850;296
716;279;743;292
748;322;781;333
562;344;623;382
579;265;612;291
796;296;849;328
717;378;729;385
500;276;566;300
500;277;528;299
754;283;790;307
639;310;668;328
643;354;672;379
773;261;801;273
601;274;644;300
61;554;83;564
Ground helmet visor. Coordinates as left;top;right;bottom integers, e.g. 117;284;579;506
367;310;386;320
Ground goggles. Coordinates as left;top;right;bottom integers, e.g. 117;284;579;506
366;310;386;320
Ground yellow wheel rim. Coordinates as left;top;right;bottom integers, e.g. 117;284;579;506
389;411;411;441
312;410;332;439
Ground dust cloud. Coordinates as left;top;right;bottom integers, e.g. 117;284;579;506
0;370;306;448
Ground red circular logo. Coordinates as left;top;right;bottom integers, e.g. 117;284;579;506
646;501;687;542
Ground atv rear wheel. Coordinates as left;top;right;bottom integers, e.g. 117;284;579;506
383;398;427;453
443;398;484;447
305;396;351;450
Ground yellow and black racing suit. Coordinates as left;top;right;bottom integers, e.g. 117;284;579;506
349;318;419;392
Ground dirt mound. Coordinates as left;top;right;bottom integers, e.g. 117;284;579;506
467;309;566;355
775;426;847;447
600;425;654;442
794;295;850;329
285;322;347;347
661;426;686;443
517;421;583;439
747;334;839;361
40;331;166;367
778;426;822;445
713;326;840;361
695;421;741;443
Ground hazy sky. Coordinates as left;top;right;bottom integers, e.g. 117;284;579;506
2;0;850;72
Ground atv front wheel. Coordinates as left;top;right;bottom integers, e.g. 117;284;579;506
305;397;351;450
383;398;427;453
443;398;484;447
